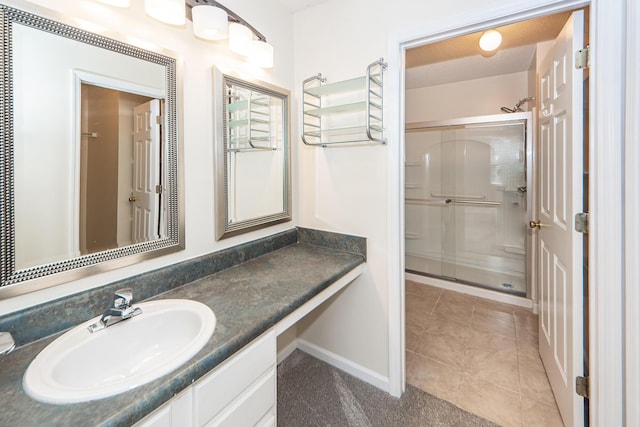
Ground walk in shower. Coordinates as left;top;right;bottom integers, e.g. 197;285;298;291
405;113;532;296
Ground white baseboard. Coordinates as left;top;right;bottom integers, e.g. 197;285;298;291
406;272;534;310
296;339;390;393
277;338;299;365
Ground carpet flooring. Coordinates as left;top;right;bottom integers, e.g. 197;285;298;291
277;350;499;427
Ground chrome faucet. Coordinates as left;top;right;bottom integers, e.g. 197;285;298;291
0;332;15;356
87;288;143;333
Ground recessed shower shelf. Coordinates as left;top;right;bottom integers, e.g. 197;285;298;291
301;58;387;147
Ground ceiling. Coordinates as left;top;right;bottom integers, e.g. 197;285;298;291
406;11;572;89
275;0;328;12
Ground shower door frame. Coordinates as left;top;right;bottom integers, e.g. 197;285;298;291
405;111;535;301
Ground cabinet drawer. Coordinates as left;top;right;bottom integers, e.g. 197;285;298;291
195;331;275;426
206;369;275;427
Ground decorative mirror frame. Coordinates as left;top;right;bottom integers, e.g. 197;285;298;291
213;69;291;240
0;3;185;298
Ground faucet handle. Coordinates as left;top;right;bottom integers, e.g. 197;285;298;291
113;288;133;309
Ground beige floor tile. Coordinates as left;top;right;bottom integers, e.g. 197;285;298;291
406;352;462;402
518;340;546;372
406;280;443;300
432;297;475;325
406;294;437;330
424;311;470;338
405;283;560;426
474;297;517;315
471;306;517;338
463;347;520;392
440;289;477;307
521;396;565;427
415;328;468;369
406;324;423;352
514;309;538;331
455;374;523;427
519;362;558;407
467;325;518;353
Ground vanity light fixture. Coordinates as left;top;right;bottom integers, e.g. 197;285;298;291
192;4;228;40
97;0;274;68
228;22;253;56
95;0;130;7
144;0;186;26
250;40;274;68
479;29;502;52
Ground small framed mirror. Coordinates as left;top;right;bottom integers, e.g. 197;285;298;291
0;4;184;297
213;70;291;239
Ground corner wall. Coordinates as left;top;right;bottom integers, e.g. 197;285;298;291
292;0;515;386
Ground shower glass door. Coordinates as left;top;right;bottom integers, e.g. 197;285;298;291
405;115;529;296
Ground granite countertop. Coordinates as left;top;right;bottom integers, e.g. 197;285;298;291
0;242;365;426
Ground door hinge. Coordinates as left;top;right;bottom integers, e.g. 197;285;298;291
155;115;162;125
576;376;589;398
575;46;590;69
575;212;589;234
155;185;162;194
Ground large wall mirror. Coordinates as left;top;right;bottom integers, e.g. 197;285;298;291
0;4;184;297
213;70;291;239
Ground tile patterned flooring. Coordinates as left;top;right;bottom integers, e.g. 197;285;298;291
405;280;565;427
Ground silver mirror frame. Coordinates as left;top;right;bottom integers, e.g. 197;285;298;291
0;3;185;298
213;68;291;240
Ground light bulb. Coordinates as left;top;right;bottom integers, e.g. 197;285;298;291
144;0;185;26
249;40;274;68
192;5;228;41
229;23;253;56
479;30;502;52
95;0;130;7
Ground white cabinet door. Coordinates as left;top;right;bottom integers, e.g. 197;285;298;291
135;388;193;427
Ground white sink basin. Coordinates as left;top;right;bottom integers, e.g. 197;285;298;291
23;299;216;404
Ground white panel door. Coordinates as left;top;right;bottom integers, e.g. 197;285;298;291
536;10;584;427
132;99;161;243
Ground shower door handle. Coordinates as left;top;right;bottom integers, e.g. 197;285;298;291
529;220;546;229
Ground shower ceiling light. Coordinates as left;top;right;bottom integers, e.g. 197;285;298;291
479;29;502;52
97;0;275;68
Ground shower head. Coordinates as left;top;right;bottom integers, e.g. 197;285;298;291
501;96;536;113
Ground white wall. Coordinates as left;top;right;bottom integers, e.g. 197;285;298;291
293;0;512;384
405;71;530;123
1;0;295;313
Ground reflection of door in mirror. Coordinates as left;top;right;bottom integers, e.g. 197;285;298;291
79;83;159;255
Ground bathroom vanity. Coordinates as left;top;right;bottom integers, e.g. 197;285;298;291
0;228;366;426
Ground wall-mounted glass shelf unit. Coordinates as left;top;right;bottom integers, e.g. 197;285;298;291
301;58;387;147
226;88;275;152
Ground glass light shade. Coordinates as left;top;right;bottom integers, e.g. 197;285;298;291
229;23;253;56
192;5;228;40
250;40;274;68
479;30;502;52
96;0;130;7
144;0;185;26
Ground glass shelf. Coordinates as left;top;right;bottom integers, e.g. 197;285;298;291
304;102;367;117
301;58;386;147
304;76;366;97
228;118;270;128
304;125;382;138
